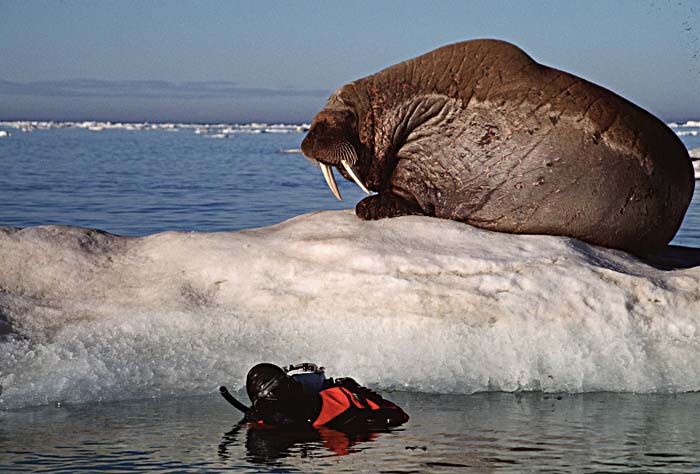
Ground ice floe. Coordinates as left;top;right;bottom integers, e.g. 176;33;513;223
0;120;310;135
1;211;700;409
668;120;700;129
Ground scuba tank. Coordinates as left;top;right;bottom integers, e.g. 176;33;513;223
283;363;330;396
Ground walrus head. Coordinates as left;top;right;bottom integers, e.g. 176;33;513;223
300;105;370;200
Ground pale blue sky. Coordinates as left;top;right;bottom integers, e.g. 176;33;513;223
1;0;698;122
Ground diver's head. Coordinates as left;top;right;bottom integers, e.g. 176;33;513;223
246;363;307;425
246;363;299;404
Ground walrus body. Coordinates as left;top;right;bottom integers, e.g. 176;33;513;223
301;39;694;254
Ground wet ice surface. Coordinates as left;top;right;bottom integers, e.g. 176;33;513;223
2;392;700;473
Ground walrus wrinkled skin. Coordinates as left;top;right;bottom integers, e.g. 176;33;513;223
300;39;694;255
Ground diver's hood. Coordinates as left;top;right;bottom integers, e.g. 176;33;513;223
246;363;292;403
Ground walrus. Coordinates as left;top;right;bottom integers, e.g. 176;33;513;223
300;39;694;255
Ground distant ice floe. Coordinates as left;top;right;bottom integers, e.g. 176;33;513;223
690;154;700;180
0;120;311;135
667;120;700;138
667;120;700;129
689;149;700;180
0;130;9;138
1;211;700;409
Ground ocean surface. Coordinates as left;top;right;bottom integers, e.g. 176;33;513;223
1;120;700;472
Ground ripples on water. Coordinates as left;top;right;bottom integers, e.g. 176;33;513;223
3;393;700;473
1;126;699;472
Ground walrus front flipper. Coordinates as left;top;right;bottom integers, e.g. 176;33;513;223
355;193;425;220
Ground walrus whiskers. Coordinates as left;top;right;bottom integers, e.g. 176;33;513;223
340;142;357;166
334;142;369;194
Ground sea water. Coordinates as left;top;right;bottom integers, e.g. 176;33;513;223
1;121;700;472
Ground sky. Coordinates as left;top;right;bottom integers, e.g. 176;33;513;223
1;0;698;123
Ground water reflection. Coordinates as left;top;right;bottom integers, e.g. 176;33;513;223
218;421;391;465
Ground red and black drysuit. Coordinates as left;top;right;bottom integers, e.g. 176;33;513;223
245;378;408;456
246;377;408;429
310;378;409;429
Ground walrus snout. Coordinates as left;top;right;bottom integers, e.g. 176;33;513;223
301;109;371;200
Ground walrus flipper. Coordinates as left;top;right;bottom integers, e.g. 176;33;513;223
355;193;425;220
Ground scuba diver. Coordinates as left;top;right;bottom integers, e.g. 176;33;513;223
219;363;409;429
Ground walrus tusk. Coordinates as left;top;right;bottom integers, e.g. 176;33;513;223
320;163;342;200
341;160;371;195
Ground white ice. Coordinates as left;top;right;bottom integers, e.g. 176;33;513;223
689;149;700;180
0;120;311;135
2;211;700;410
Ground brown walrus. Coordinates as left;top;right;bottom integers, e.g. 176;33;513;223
300;39;694;255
